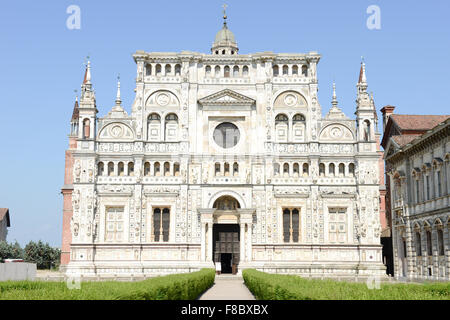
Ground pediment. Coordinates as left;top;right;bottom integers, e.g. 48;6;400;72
198;89;255;107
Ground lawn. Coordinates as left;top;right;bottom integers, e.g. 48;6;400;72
243;269;450;300
0;269;215;300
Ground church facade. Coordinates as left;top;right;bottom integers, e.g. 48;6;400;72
61;17;386;278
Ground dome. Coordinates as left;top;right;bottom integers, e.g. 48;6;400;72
214;24;236;46
211;21;238;54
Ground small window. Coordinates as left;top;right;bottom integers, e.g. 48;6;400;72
224;66;230;78
128;162;134;176
243;66;249;76
292;65;298;75
165;64;171;75
329;163;335;176
97;162;104;176
282;65;288;75
175;64;181;76
146;64;152;76
273;65;279;77
302;65;308;76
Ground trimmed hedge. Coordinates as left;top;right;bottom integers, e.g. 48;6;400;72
243;269;450;300
0;269;215;300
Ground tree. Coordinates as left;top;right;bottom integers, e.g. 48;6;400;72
0;241;25;262
24;241;61;270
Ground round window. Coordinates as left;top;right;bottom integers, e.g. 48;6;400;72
213;123;240;149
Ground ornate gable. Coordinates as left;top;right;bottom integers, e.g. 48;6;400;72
198;89;255;108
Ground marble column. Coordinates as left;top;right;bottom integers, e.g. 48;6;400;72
246;223;252;262
240;223;245;263
207;222;213;261
201;222;206;261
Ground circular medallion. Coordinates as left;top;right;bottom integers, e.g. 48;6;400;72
156;92;170;106
111;125;124;138
330;127;343;138
284;94;298;107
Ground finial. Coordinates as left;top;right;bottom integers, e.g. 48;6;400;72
331;81;338;107
222;4;228;26
115;74;121;105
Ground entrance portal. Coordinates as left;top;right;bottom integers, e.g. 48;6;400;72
213;224;240;274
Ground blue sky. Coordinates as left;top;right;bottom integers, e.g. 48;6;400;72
0;0;449;247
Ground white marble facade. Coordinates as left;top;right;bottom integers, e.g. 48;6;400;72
64;19;386;278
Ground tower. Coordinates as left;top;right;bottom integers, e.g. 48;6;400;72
355;59;378;152
60;96;80;266
61;61;97;266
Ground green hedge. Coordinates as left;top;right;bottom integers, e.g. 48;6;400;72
0;269;215;300
243;269;450;300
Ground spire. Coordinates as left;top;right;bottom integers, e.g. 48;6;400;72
357;57;368;93
115;75;122;106
71;95;79;121
84;60;91;85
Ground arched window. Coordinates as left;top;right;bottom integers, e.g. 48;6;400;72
128;162;134;176
274;163;280;176
243;66;249;76
437;228;444;256
215;66;221;77
292;114;306;142
174;163;180;176
215;163;221;176
165;64;171;75
283;163;289;177
154;162;161;176
349;163;355;176
319;163;325;177
293;163;299;177
224;163;230;176
302;65;308;76
339;163;345;176
363;120;371;142
426;230;432;256
165;113;178;141
108;162;114;176
118;162;125;176
205;65;211;76
233;162;239;176
415;231;422;256
282;65;289;75
233;66;239;77
146;64;152;76
97;162;104;176
224;66;230;78
174;64;181;76
155;64;162;76
303;163;309;177
292;65;298;75
83;119;90;139
222;49;226;55
147;113;161;141
275;114;289;142
273;65;279;77
144;162;150;176
329;163;335;177
164;162;170;176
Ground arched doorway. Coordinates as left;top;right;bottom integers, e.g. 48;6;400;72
212;196;241;274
